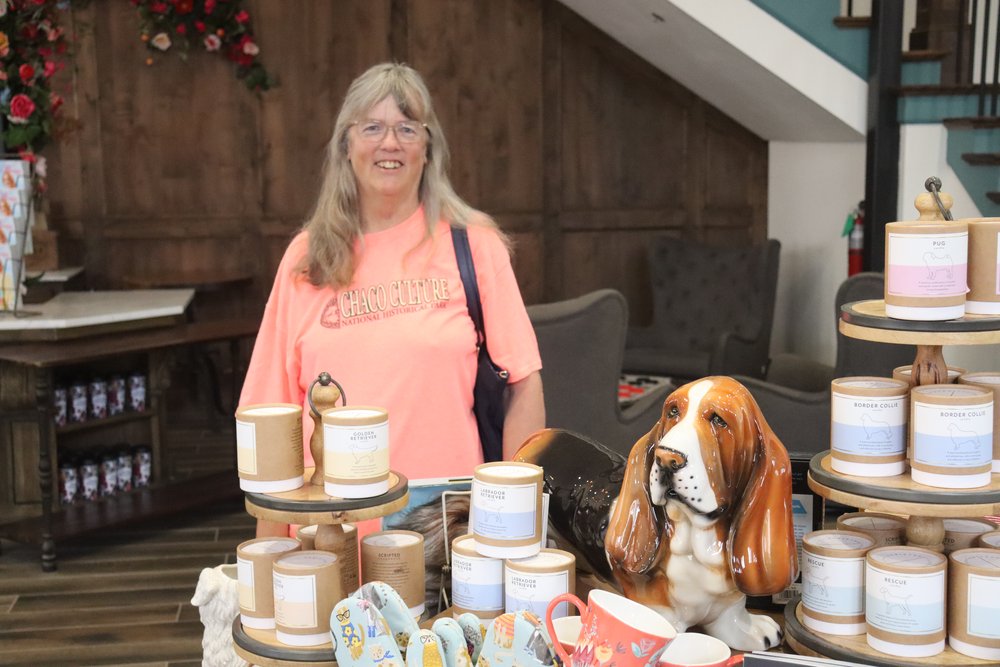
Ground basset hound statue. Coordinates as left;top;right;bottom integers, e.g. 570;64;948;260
515;376;798;652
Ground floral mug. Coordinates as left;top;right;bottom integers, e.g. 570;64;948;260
545;590;676;667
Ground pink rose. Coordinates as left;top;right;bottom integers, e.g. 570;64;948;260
43;61;56;78
8;94;36;124
242;39;259;56
234;10;249;23
203;34;221;51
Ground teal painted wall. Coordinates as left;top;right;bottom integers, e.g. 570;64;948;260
751;0;868;77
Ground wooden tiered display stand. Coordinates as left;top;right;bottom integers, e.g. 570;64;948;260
782;299;1000;666
231;467;409;667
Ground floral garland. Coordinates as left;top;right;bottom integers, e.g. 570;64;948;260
132;0;273;91
0;0;71;186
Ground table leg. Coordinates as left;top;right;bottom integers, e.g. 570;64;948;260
910;344;948;385
35;369;56;572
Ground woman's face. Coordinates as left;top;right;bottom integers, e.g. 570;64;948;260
348;95;428;208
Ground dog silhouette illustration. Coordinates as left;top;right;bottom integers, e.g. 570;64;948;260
947;423;981;451
477;496;505;525
879;587;912;617
810;575;830;598
860;414;892;442
922;251;954;280
350;436;378;464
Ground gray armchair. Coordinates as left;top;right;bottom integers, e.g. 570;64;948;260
738;272;916;456
528;289;671;456
624;237;781;381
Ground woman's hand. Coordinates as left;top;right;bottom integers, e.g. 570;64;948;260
502;370;545;460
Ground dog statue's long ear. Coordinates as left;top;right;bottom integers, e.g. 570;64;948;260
605;422;667;576
727;395;798;596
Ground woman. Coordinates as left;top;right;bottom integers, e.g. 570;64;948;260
240;63;544;536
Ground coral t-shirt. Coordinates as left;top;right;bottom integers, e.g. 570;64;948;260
239;207;541;481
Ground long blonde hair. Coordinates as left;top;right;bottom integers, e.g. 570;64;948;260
299;62;503;288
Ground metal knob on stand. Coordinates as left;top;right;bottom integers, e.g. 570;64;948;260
307;372;346;486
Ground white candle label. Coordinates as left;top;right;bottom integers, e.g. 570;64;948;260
887;232;968;297
236;420;257;475
969;572;1000;638
831;393;906;456
803;553;866;616
324;420;389;479
506;570;570;618
237;556;255;612
912;401;992;468
866;565;944;634
472;481;538;540
452;555;504;611
273;572;318;628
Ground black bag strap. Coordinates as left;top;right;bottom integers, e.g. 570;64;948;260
451;226;486;346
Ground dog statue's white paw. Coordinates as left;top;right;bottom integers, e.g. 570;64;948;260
702;602;783;652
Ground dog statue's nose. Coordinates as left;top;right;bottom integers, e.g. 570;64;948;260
655;446;688;471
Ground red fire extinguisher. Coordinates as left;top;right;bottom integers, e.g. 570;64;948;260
845;201;864;276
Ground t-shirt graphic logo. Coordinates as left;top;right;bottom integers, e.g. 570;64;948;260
320;296;341;329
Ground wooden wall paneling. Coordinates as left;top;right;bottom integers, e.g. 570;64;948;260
254;1;393;224
407;0;544;216
701;112;768;237
541;0;563;303
560;230;661;319
94;3;260;222
556;9;690;213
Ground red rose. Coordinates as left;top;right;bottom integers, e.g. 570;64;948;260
150;1;168;13
50;93;63;113
8;94;36;123
38;47;51;57
234;10;249;23
176;23;186;35
43;61;56;78
194;20;206;33
204;0;215;13
174;0;193;14
18;64;34;83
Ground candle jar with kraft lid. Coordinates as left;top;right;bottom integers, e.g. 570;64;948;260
943;518;999;554
836;512;907;548
472;462;543;559
360;530;425;618
949;548;1000;661
909;384;993;489
830;377;909;477
451;534;504;620
893;364;966;386
272;550;342;647
958;371;1000;473
322;406;389;499
884;190;967;321
865;546;947;658
802;530;875;636
964;217;1000;314
235;403;305;493
977;530;1000;549
505;548;575;619
236;536;301;630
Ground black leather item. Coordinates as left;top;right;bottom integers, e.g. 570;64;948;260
452;226;508;463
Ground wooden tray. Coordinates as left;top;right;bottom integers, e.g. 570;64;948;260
232;618;336;667
783;600;995;666
840;299;1000;345
244;469;409;524
808;453;1000;516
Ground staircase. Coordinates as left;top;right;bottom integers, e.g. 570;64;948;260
759;0;1000;217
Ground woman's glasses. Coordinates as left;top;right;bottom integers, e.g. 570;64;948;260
352;120;428;144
